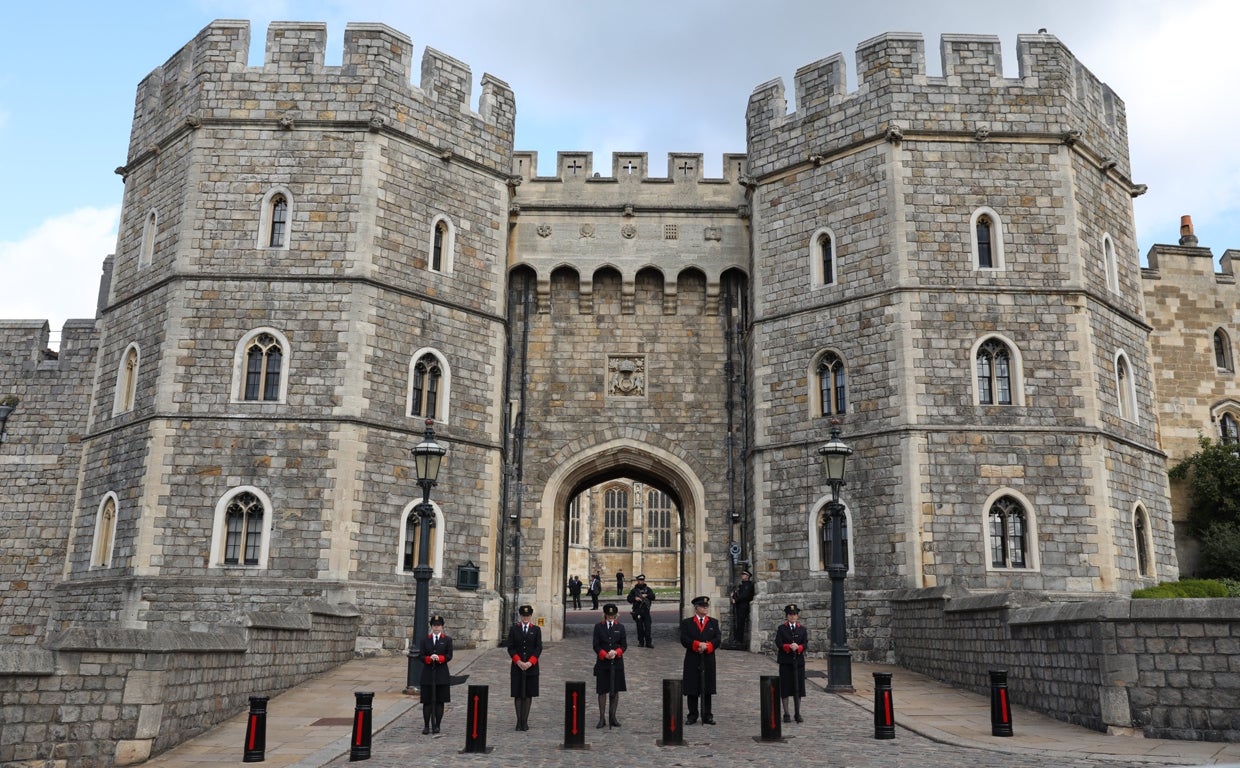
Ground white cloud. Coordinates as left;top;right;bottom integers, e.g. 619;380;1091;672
0;207;119;336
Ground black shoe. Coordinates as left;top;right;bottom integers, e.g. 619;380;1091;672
422;725;430;735
610;717;621;728
783;713;791;723
686;713;698;725
431;725;440;734
647;643;654;648
702;715;715;725
795;713;803;723
597;717;606;729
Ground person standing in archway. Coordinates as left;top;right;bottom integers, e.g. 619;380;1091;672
588;574;602;610
615;570;625;595
568;575;583;610
729;569;755;644
626;574;656;647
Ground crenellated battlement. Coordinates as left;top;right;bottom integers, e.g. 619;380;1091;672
746;32;1128;180
128;20;515;168
510;151;749;210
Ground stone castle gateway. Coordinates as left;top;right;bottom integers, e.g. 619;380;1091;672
1;20;1176;662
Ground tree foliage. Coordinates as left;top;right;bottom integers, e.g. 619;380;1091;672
1168;436;1240;533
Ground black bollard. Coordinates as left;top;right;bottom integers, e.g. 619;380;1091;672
242;695;268;762
759;675;782;741
349;691;373;761
990;670;1013;737
463;685;489;753
873;672;895;739
660;678;684;746
563;681;587;749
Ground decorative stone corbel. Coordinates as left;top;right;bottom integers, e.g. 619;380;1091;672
974;124;990;142
185;114;202;129
885;123;904;143
1062;129;1082;146
1099;156;1117;171
278;115;295;130
1130;184;1148;198
368;116;386;133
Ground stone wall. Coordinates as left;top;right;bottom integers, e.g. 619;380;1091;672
891;588;1240;741
0;601;358;766
0;320;99;645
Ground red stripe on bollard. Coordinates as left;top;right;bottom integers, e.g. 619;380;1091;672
248;716;257;749
999;689;1009;722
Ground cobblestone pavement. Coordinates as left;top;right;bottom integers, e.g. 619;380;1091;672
323;622;1165;768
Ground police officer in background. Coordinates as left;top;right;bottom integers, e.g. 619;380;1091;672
506;604;542;731
680;595;721;725
418;615;453;734
776;603;809;723
592;603;627;728
626;574;656;648
729;569;755;643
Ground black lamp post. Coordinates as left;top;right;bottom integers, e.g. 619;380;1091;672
817;422;854;693
404;419;447;694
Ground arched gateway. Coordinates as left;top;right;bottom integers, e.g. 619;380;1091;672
532;437;716;640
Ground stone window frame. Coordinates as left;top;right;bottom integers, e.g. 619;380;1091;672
807;495;854;574
231;327;292;404
970;334;1025;406
1131;502;1155;579
969;207;1006;271
568;496;582;546
397;500;444;578
139;209;157;269
809;227;838;287
1211;401;1240;445
257;187;293;251
90;492;119;569
811;349;848;417
209;486;274;569
427;214;456;274
1101;232;1120;294
1214;328;1235;373
1113;350;1138;424
112;342;140;416
602;483;630;548
407;347;451;423
645;488;676;550
982;489;1040;572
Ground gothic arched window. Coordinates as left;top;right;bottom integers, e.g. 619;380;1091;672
817;352;847;417
603;487;629;548
977;339;1013;405
223;491;265;566
988;495;1028;569
646;490;674;549
244;333;284;402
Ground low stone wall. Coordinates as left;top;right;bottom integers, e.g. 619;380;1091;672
0;601;359;766
890;587;1240;741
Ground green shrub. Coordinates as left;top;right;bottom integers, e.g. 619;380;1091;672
1217;578;1240;597
1197;521;1240;580
1132;579;1229;598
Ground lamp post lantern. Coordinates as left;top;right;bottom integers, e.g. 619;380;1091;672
817;421;854;693
405;419;447;694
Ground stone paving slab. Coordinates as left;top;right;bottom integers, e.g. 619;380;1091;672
139;617;1240;768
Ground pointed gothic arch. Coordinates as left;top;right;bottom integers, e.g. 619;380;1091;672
534;436;713;640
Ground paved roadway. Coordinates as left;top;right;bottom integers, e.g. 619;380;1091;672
321;609;1172;768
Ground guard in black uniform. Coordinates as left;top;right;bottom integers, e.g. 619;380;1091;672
775;603;809;723
680;595;721;724
626;574;656;648
592;603;627;728
729;569;755;643
418;615;453;734
506;604;542;731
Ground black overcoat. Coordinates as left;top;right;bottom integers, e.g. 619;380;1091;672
680;614;721;696
775;621;809;697
592;620;628;693
506;622;543;698
418;632;453;702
